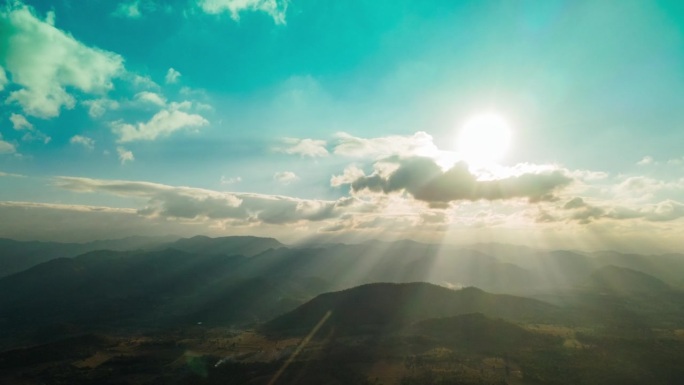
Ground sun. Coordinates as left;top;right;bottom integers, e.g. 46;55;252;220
458;113;512;167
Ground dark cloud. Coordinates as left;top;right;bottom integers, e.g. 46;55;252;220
346;157;573;204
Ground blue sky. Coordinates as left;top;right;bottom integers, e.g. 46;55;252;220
1;0;683;252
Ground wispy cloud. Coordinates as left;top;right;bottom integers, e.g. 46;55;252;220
165;68;181;84
54;176;341;225
117;147;135;164
198;0;289;24
70;135;95;150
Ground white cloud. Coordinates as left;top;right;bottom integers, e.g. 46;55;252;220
70;135;95;150
9;113;32;130
117;146;134;164
0;134;16;154
134;91;167;106
8;112;50;143
277;138;329;157
82;98;120;118
0;5;124;118
330;165;365;187
165;68;181;84
198;0;289;24
637;156;654;166
112;108;209;142
113;1;142;18
274;171;298;184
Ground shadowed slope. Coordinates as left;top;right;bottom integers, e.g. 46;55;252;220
262;282;558;336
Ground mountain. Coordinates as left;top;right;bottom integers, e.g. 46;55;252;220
585;265;670;294
0;247;327;349
0;236;178;277
262;282;558;336
409;313;554;351
159;235;285;257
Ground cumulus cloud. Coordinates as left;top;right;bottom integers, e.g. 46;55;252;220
0;4;123;117
70;135;95;150
134;91;167;106
165;68;181;84
198;0;289;24
340;156;574;204
117;146;134;164
277;138;329;157
112;108;209;142
273;171;298;184
54;176;341;225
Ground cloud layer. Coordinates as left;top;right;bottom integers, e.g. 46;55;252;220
54;176;340;225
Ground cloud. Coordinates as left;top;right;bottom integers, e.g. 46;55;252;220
340;156;574;204
8;112;51;143
113;1;142;18
277;138;329;157
637;156;654;166
333;131;440;159
54;176;341;225
112;108;209;142
134;91;167;106
165;68;181;84
0;134;17;154
0;65;7;91
70;135;95;150
83;98;120;118
220;176;242;185
555;194;684;224
273;171;298;184
9;113;32;130
0;4;123;118
117;146;134;164
0;170;23;177
198;0;289;24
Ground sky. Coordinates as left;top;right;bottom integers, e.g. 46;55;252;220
0;0;683;252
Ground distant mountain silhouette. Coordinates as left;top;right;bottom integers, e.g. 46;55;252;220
262;282;558;336
0;236;178;277
585;265;670;294
160;235;284;257
0;247;326;348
